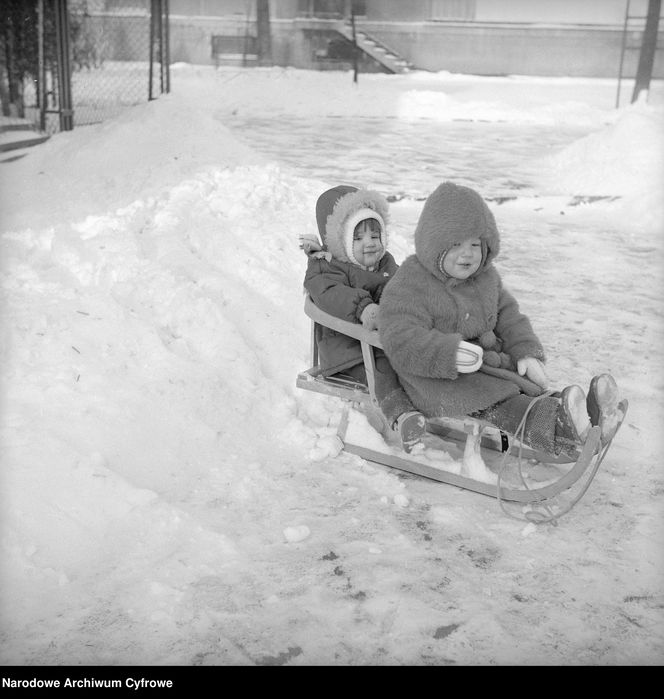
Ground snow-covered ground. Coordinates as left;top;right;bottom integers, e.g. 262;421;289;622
0;65;663;667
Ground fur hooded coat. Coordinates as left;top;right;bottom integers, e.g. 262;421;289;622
303;185;398;376
378;182;545;417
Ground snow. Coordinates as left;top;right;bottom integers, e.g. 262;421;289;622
283;525;311;544
1;65;663;667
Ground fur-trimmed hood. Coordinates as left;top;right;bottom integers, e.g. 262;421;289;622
414;182;500;282
315;185;390;268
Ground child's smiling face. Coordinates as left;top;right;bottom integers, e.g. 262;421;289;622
442;237;483;279
352;218;384;268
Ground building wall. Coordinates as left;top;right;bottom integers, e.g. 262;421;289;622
170;0;255;18
363;0;430;21
114;1;664;78
475;0;643;25
169;0;649;25
371;22;650;77
272;0;300;20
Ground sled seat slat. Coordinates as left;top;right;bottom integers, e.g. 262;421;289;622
296;369;373;404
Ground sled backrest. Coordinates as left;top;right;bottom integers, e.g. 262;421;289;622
296;294;382;407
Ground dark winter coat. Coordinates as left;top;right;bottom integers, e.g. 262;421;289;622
378;182;545;418
303;185;396;376
305;253;398;375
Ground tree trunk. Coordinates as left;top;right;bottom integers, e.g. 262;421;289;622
3;12;24;117
256;0;272;66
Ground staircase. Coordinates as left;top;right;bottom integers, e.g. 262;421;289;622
335;21;413;74
0;118;49;163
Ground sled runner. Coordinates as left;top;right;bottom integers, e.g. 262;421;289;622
296;295;627;522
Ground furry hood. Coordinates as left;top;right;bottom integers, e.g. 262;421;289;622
315;185;390;268
414;182;500;281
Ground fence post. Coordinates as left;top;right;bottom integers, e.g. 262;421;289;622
54;0;73;130
149;0;155;100
163;0;170;93
351;7;358;84
631;0;662;102
149;0;170;100
37;0;46;131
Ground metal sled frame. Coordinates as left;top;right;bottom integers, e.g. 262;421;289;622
296;295;606;508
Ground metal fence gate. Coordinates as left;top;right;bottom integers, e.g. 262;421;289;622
0;0;170;135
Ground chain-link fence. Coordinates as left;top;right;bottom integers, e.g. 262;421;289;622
1;0;169;135
70;0;169;128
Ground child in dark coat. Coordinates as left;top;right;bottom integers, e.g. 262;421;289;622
302;185;426;452
378;181;625;457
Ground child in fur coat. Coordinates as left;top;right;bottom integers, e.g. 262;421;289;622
301;185;427;452
378;181;625;457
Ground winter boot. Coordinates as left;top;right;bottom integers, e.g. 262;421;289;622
587;374;624;445
394;411;427;454
555;385;591;455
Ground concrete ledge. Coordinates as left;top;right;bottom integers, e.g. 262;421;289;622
0;131;49;153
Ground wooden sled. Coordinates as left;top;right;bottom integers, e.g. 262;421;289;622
296;295;618;520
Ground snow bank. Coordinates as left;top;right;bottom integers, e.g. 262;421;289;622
0;86;265;230
540;97;664;234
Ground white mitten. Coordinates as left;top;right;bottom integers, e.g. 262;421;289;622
456;341;483;373
360;303;380;330
517;357;548;389
299;234;323;255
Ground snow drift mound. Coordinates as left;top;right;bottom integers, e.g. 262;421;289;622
0;89;266;230
1;85;330;590
541;98;664;233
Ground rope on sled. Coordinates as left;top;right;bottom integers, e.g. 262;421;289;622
495;392;611;526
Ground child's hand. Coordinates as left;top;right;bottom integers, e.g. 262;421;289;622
299;234;323;255
517;357;548;388
360;303;380;330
